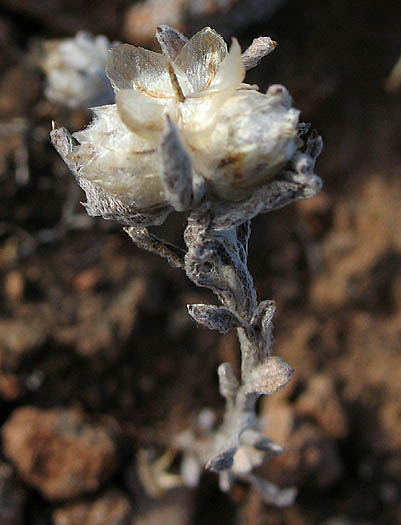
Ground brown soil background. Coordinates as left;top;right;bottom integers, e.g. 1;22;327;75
0;1;400;523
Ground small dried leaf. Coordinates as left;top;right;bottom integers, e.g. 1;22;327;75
253;437;284;456
187;304;243;334
242;37;277;70
210;172;323;231
245;357;293;395
206;447;236;472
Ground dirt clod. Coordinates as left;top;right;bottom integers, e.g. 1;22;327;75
2;407;118;500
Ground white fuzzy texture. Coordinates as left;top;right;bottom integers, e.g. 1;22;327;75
70;105;165;208
67;27;301;208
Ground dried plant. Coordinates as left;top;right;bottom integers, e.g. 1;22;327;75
51;25;322;507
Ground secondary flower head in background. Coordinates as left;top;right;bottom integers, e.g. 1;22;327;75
41;31;115;108
51;25;322;228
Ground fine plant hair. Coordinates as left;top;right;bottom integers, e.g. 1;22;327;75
49;25;322;507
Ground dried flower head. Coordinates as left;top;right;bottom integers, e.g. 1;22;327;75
51;25;321;228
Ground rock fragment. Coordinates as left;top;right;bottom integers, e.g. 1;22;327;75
2;407;118;500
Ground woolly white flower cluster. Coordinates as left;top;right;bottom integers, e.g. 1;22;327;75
52;26;321;228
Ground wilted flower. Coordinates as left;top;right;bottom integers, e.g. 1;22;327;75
51;26;321;227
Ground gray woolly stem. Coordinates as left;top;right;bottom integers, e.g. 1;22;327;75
183;215;293;474
238;328;265;382
127;204;293;485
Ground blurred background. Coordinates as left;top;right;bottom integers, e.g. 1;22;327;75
0;0;400;523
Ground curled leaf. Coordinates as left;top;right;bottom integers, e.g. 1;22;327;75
242;36;277;70
206;447;236;472
187;304;244;333
209;171;323;231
